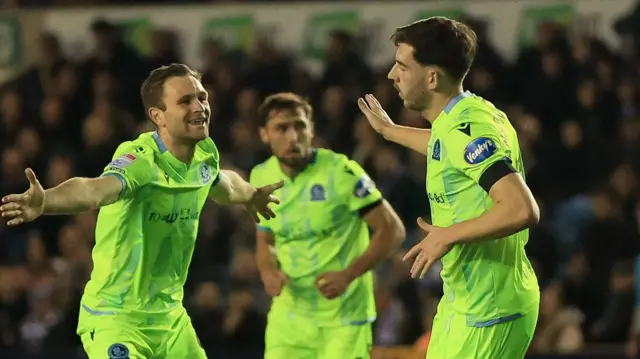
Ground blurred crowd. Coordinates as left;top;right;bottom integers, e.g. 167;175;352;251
3;0;346;7
2;3;640;359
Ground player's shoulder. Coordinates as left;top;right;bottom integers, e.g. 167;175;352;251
446;96;505;139
113;133;156;160
312;148;355;167
312;148;357;173
314;149;368;179
451;95;496;123
251;155;279;173
249;156;280;185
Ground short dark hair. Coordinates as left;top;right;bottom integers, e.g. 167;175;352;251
391;17;478;83
257;92;313;126
140;63;201;115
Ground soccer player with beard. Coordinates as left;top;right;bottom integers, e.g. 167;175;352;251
249;92;406;359
1;63;283;359
357;17;541;358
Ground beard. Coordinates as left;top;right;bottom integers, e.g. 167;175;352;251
276;154;311;171
404;87;432;112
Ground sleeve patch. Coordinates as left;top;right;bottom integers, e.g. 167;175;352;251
353;175;375;198
109;153;137;169
464;137;497;165
106;166;126;175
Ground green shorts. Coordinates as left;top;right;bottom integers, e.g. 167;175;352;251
265;309;373;359
77;305;207;359
426;307;538;359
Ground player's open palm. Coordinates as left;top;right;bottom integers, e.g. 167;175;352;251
1;168;45;226
246;181;285;223
403;218;455;279
357;94;395;134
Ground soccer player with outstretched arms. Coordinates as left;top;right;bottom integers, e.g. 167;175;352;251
250;92;406;359
357;17;541;358
1;64;282;359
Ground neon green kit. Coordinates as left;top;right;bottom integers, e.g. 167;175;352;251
425;91;540;358
78;131;219;359
250;148;382;359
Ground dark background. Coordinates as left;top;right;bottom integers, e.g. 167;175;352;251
2;0;640;358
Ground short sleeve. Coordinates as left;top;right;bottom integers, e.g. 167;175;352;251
339;158;383;214
248;165;273;232
445;119;516;192
101;142;154;199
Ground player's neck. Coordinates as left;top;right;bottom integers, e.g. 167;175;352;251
278;154;313;179
421;85;464;124
159;132;196;164
279;164;299;179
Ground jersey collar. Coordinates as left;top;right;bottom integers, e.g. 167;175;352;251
152;131;190;174
444;90;472;114
433;90;472;131
277;148;318;183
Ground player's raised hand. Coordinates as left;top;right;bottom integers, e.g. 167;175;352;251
1;168;45;226
357;94;396;134
260;268;288;297
245;181;284;223
403;217;455;279
315;270;354;300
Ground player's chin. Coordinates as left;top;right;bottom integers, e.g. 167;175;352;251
187;125;209;140
281;155;305;167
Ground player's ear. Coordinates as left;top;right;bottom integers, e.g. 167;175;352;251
426;67;438;91
259;127;269;144
148;107;163;127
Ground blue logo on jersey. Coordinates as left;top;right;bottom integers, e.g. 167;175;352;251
108;343;129;358
353;175;375;198
310;184;326;201
200;163;212;183
109;153;136;169
432;139;441;161
464;137;497;165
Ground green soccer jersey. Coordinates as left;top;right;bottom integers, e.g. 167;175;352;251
250;149;381;327
426;91;539;327
81;131;220;322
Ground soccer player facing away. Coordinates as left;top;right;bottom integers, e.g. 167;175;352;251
250;92;406;359
0;64;283;359
357;18;541;358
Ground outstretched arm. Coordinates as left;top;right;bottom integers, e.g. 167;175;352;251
208;170;258;205
358;94;431;155
1;168;123;226
43;175;123;214
379;125;431;155
209;170;284;223
2;143;154;225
